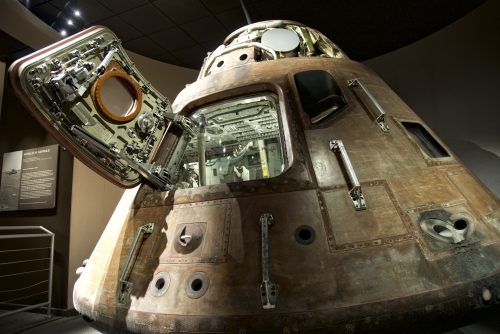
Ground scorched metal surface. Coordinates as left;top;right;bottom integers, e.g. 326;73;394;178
8;21;500;333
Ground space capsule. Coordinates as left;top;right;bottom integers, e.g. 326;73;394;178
9;20;500;333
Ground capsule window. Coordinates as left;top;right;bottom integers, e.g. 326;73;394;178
294;70;346;123
175;94;285;188
91;63;142;123
402;122;449;158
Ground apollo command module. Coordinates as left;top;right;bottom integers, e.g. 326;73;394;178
9;20;500;333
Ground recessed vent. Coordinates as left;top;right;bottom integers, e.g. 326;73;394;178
402;122;449;158
294;70;346;123
295;225;316;245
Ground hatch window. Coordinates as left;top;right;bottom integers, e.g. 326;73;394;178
99;77;136;117
294;70;346;123
92;63;142;123
402;121;449;158
176;94;285;188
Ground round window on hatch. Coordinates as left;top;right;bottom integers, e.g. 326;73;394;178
92;63;142;122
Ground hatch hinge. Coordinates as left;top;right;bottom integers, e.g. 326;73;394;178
259;213;278;309
76;45;118;96
70;125;173;190
44;40;121;103
163;112;199;137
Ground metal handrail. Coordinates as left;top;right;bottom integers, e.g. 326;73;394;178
330;140;367;211
348;78;390;133
0;226;54;319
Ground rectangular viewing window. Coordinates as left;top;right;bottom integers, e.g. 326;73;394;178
294;70;346;123
176;94;285;188
402;121;449;158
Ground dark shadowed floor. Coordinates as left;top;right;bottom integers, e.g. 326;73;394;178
1;310;500;334
0;311;100;334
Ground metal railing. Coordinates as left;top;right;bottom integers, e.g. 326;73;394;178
0;226;54;318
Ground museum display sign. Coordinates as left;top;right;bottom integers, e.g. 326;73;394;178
0;144;58;211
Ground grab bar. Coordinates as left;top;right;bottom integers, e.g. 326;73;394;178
259;213;278;309
348;78;390;133
118;223;154;304
330;140;366;210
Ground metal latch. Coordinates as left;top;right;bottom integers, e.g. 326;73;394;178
259;213;278;309
330;140;367;211
77;45;118;97
348;78;390;133
70;125;173;190
118;223;154;304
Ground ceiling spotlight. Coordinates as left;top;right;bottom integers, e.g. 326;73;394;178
67;19;73;25
60;30;67;36
74;10;80;17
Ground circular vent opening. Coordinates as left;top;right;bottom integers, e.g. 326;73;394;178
186;272;209;299
150;272;170;297
155;277;165;290
191;278;203;292
295;225;315;245
454;219;468;230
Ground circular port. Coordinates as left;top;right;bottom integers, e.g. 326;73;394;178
155;278;165;290
239;53;248;61
295;225;315;245
217;60;224;68
191;278;203;291
186;272;209;299
420;210;474;244
149;272;170;297
92;63;142;123
453;219;468;230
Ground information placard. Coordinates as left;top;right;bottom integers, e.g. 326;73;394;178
0;145;59;211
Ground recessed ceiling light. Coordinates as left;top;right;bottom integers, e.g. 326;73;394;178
67;19;73;25
61;30;67;36
74;10;80;17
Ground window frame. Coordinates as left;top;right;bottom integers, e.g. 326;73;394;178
173;91;291;189
394;117;456;166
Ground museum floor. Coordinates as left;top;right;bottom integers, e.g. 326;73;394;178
1;310;500;334
0;312;99;334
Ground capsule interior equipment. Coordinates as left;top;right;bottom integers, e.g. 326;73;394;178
8;20;500;334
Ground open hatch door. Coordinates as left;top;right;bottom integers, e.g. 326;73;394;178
9;26;192;190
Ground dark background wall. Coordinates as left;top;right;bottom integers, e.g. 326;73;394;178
365;0;500;198
0;78;73;310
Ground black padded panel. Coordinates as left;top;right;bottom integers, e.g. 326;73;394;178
294;70;346;123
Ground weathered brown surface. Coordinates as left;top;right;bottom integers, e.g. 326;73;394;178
73;56;500;332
